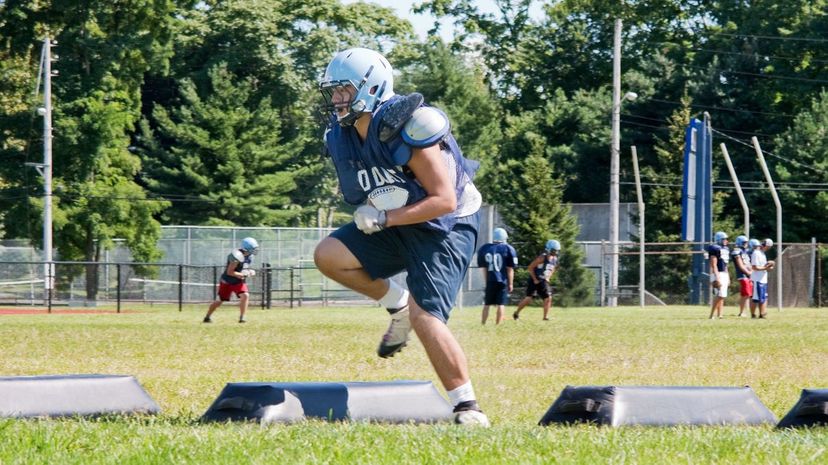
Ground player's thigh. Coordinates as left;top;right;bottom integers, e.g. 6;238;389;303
404;219;478;322
217;283;233;301
322;222;406;279
314;236;362;271
538;281;551;299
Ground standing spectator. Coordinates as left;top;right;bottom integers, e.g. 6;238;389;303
731;235;753;317
750;238;775;319
513;240;560;321
203;237;258;323
477;227;518;325
707;231;730;319
312;48;489;426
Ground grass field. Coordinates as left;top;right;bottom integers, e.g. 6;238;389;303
0;303;826;464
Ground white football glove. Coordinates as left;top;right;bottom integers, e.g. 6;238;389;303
354;204;387;235
241;269;256;277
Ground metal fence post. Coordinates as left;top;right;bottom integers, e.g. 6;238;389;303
213;265;218;300
289;267;295;309
47;264;52;313
178;264;183;312
265;263;272;309
818;245;823;308
260;263;266;309
116;263;121;313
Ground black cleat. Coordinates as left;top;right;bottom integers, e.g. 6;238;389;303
452;400;490;427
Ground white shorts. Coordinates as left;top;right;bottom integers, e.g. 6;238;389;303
711;272;730;298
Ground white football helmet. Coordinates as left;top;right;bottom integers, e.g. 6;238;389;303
319;48;394;127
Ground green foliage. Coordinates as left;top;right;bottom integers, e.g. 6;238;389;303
395;41;502;174
0;0;174;298
484;149;593;307
139;0;416;226
772;91;828;242
138;64;312;226
4;0;828;289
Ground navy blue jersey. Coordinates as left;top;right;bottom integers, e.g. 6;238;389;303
533;254;558;282
707;244;729;273
324;95;480;232
731;247;751;279
477;242;518;284
221;249;252;285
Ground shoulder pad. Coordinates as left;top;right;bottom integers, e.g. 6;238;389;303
378;93;424;143
231;250;245;262
401;106;450;148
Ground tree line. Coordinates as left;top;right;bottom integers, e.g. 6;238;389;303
1;0;827;304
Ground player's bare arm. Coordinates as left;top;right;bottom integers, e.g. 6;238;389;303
384;144;456;227
225;261;244;279
527;255;544;284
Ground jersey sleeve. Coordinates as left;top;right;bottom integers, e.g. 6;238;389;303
507;246;518;267
476;247;486;267
230;250;245;263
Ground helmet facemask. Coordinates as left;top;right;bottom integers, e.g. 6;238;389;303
319;76;387;127
319;80;360;127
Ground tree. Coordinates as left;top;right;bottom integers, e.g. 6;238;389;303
140;0;417;226
772;91;828;242
484;118;594;307
394;40;502;177
0;0;175;298
138;64;310;226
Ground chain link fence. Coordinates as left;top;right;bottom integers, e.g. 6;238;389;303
610;241;824;307
1;229;825;309
0;260;494;310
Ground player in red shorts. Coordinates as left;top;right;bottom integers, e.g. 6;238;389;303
203;237;258;323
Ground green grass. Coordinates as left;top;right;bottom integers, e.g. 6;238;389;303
0;304;826;464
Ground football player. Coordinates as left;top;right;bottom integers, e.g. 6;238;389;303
203;237;258;323
312;48;488;426
513;239;560;321
477;228;518;325
707;231;730;319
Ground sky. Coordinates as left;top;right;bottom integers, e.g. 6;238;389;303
342;0;545;42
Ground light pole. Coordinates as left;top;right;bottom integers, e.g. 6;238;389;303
608;90;637;306
27;38;56;302
608;18;637;306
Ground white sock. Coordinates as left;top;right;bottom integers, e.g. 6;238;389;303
379;280;409;310
447;381;476;406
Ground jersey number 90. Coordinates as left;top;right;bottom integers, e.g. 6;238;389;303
485;253;502;272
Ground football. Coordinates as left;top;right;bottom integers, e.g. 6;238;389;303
368;185;409;210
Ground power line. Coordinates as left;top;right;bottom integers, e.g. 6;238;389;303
685;63;828;85
622;116;775;140
706;32;828;44
712;128;828;176
619;119;670;132
689;47;828;66
645;97;795;119
621;180;828;192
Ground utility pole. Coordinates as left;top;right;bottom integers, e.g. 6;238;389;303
609;18;622;307
29;37;56;301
